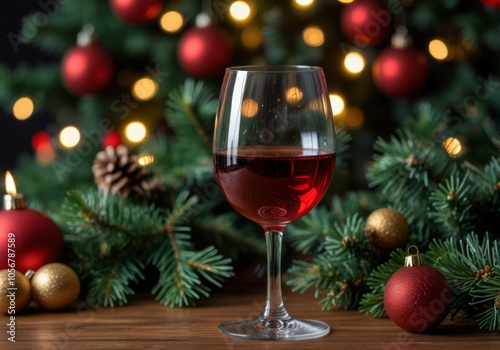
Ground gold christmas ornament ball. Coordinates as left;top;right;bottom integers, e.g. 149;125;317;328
365;208;409;250
31;263;80;310
0;269;31;314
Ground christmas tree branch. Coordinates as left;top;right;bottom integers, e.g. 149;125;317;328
59;189;233;307
166;79;218;156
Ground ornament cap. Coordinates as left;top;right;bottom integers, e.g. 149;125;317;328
404;245;424;267
77;24;97;46
195;12;212;28
25;269;35;280
391;26;413;48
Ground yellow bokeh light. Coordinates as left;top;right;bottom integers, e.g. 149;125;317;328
344;52;365;74
12;97;34;120
241;98;259;118
344;107;364;129
241;26;262;49
229;1;251;22
160;11;184;33
285;86;304;105
132;77;158;101
138;154;155;166
125;121;147;143
329;94;345;116
443;137;462;157
429;39;449;60
302;26;325;47
295;0;314;7
338;0;354;3
59;126;81;148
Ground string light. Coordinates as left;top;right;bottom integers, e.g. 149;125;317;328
124;121;147;143
160;11;184;33
12;97;34;120
59;126;81;148
229;1;251;22
302;26;325;47
241;98;259;118
443;137;462;157
138;154;155;166
329;94;345;116
344;52;365;74
429;39;449;60
241;26;262;49
294;0;314;7
132;77;158;101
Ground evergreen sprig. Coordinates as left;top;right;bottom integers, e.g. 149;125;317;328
165;78;218;156
59;188;233;307
286;103;499;331
358;249;406;318
287;214;376;310
427;234;500;331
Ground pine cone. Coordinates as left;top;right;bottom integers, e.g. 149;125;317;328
92;145;163;198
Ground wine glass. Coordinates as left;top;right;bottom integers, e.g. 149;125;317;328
213;66;336;340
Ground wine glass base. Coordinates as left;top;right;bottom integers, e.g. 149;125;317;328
218;317;330;341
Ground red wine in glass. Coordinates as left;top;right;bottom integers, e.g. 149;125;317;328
214;147;335;232
213;65;336;340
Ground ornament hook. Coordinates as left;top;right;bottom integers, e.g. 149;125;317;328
405;245;423;267
407;245;419;255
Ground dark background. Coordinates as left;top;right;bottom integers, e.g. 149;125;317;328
0;2;57;170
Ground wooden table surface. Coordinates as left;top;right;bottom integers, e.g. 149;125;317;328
1;277;499;350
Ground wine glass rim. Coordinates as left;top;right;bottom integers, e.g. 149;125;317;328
226;65;323;73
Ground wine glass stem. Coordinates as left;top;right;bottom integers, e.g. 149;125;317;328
262;230;291;324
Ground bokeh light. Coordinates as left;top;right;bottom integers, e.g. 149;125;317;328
138;154;155;166
295;0;314;7
429;39;449;60
229;1;251;22
160;11;184;33
344;107;364;129
12;97;34;120
241;98;259;118
241;26;262;49
344;52;365;74
125;121;147;143
285;86;304;105
302;26;325;47
31;131;52;152
59;126;81;148
132;77;158;101
443;137;462;157
329;94;345;116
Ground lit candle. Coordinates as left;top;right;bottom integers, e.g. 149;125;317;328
4;171;26;210
0;171;64;272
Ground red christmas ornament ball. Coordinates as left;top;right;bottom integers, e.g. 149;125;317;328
481;0;500;9
340;0;392;47
372;46;428;98
103;130;123;149
0;209;64;273
384;263;453;332
110;0;164;23
177;26;232;78
61;43;114;95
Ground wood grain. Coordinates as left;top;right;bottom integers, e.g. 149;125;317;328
1;277;498;350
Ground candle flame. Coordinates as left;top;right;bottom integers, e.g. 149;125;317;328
5;171;17;195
